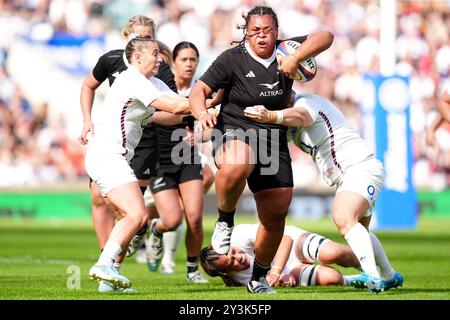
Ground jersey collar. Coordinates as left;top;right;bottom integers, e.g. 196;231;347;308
244;41;276;69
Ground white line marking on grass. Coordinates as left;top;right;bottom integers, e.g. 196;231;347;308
0;256;78;265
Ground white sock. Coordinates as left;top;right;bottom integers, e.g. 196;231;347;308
112;262;122;272
344;223;380;278
162;224;183;266
369;232;395;280
97;241;122;266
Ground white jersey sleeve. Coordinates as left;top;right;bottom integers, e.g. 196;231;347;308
229;224;258;285
134;74;176;108
89;66;176;161
294;95;319;123
291;93;374;186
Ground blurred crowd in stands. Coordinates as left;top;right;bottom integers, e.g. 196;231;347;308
0;0;448;190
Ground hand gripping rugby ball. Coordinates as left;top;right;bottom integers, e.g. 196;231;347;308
276;40;317;82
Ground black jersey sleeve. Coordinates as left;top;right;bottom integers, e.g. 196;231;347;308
92;52;110;83
156;61;177;93
199;50;232;92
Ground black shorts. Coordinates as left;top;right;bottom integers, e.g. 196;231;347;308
212;123;293;193
149;163;203;194
130;125;160;180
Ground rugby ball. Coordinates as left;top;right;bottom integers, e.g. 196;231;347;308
276;40;317;82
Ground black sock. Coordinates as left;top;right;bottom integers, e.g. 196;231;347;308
187;256;198;273
136;225;147;236
251;260;271;281
151;221;162;238
217;208;235;227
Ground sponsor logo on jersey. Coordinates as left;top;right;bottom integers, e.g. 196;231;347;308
258;81;283;97
245;70;256;78
259;81;279;90
259;89;283;97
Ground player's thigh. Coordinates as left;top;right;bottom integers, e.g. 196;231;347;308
215;139;255;168
334;159;384;221
153;188;183;226
332;191;370;222
106;181;146;220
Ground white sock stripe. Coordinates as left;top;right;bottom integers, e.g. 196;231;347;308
299;264;318;286
303;233;327;263
187;261;198;268
314;237;326;261
305;234;317;262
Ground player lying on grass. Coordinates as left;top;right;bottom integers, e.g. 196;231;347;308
200;223;365;287
243;93;404;292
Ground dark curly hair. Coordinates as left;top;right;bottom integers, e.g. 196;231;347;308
199;245;242;287
232;6;279;45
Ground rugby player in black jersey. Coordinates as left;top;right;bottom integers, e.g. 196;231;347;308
189;6;333;293
146;42;210;283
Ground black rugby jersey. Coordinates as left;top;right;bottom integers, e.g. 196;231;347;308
156;115;199;164
200;37;306;133
92;49;177;148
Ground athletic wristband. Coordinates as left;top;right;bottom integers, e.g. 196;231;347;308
271;266;282;271
270;272;280;277
274;110;284;124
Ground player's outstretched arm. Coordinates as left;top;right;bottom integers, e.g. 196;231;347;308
267;235;293;287
279;31;333;78
151;95;190;115
244;105;313;128
189;80;217;130
79;72;102;144
150;111;183;125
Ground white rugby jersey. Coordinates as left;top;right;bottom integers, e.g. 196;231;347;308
90;65;176;161
229;224;305;285
290;93;374;186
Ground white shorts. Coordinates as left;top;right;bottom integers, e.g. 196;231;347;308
336;158;385;217
85;148;137;196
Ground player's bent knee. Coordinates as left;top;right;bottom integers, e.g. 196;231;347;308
186;219;203;234
315;266;343;286
163;216;183;231
91;192;105;207
333;213;359;235
219;165;248;183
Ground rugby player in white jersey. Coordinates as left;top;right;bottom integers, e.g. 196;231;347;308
244;93;403;292
200;223;363;288
85;37;190;289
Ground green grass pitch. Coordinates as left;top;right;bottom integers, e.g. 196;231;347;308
1;216;449;300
